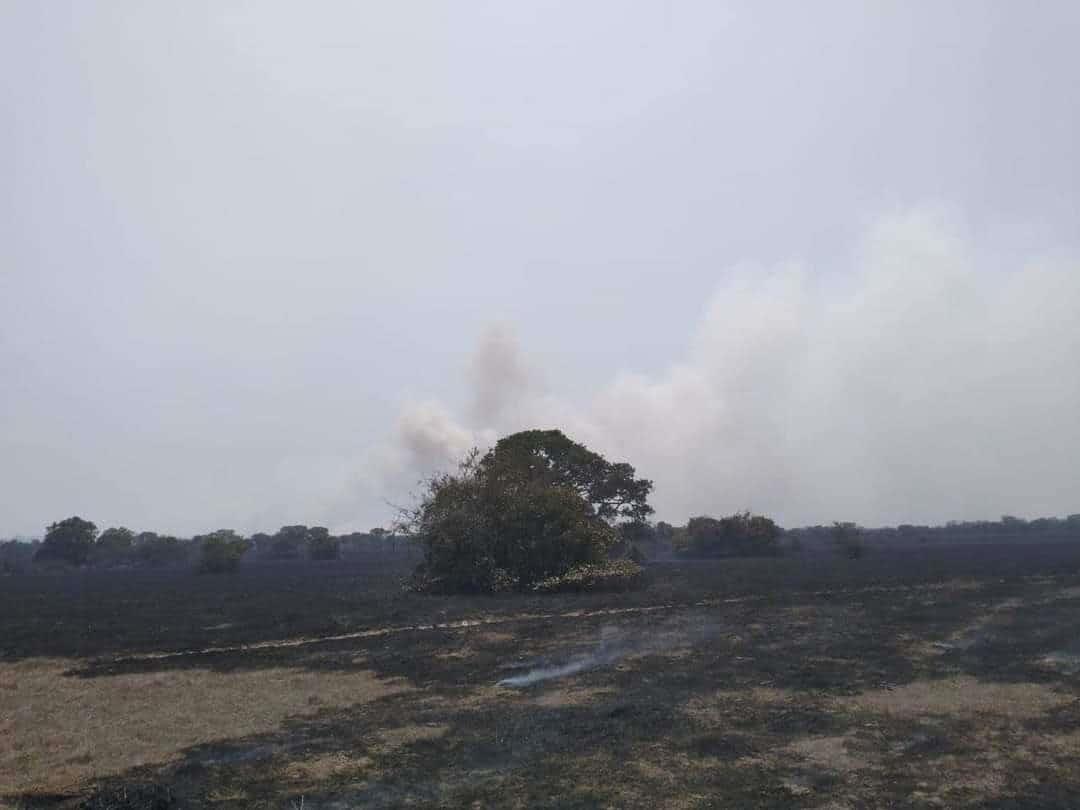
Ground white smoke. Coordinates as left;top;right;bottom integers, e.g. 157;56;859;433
497;658;604;688
468;322;536;426
497;619;718;687
495;625;654;687
380;206;1080;527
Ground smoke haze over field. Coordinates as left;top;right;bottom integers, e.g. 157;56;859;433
2;3;1078;536
392;207;1080;528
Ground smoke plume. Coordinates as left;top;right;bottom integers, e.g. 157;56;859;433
497;618;718;687
383;207;1080;528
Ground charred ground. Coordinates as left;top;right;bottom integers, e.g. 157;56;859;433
4;543;1080;808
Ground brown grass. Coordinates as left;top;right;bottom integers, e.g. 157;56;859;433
281;752;373;784
784;734;862;774
843;676;1071;720
6;559;1080;808
0;658;409;795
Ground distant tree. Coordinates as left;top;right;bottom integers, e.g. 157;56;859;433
1029;517;1059;532
97;526;134;551
683;512;781;557
197;530;249;574
134;533;189;566
270;525;308;559
94;527;135;564
35;517;97;566
831;521;864;559
670;525;690;554
1;540;37;575
685;516;722;555
308;532;341;560
616;520;655;560
248;532;273;556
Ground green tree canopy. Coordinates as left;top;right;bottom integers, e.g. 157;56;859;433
478;429;653;523
196;530;249;573
269;525;309;559
134;533;190;566
93;526;135;564
35;517;98;565
308;529;341;560
404;430;651;594
96;526;134;552
682;512;781;557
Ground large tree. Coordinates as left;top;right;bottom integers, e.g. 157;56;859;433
478;429;653;523
35;517;98;566
404;430;653;593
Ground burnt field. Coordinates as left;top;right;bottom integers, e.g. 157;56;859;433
4;543;1080;809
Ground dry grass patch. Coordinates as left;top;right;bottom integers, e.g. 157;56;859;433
844;676;1069;720
684;686;799;725
532;685;609;708
374;722;449;750
282;751;373;783
1041;730;1080;756
784;734;863;774
909;753;1009;804
0;657;410;795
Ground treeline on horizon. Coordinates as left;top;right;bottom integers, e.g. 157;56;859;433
3;512;1079;576
0;520;413;575
634;512;1080;560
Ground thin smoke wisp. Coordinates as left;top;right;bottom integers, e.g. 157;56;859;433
497;618;717;687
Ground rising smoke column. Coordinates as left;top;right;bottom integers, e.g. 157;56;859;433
380;206;1080;528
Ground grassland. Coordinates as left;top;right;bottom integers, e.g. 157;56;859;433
3;544;1080;808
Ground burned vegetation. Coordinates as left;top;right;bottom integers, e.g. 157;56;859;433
4;431;1080;809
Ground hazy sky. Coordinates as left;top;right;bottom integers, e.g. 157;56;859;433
3;2;1078;537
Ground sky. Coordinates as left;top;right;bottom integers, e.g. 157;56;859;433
2;1;1078;537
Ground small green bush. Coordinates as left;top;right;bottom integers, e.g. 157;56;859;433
532;559;645;594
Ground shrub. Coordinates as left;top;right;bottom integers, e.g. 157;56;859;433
196;530;249;574
532;560;646;594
